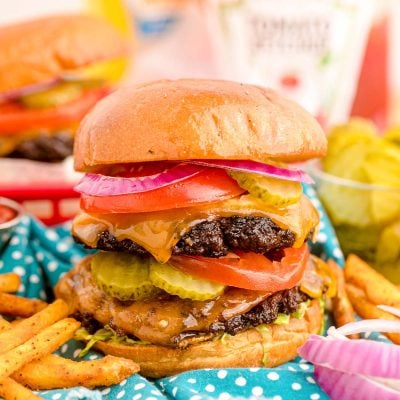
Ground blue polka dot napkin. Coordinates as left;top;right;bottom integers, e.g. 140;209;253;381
0;186;343;400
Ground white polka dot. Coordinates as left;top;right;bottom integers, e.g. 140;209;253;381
13;266;25;276
272;396;282;400
11;250;22;260
16;227;27;234
46;230;58;241
306;376;316;384
39;290;46;300
57;242;69;252
25;255;34;264
219;393;231;400
101;388;111;395
48;261;58;272
292;382;302;391
36;252;44;262
150;390;161;396
61;344;68;354
18;283;25;293
317;232;327;243
10;237;20;246
71;255;81;263
146;398;158;400
134;383;145;390
73;349;81;358
168;376;177;383
1;233;9;242
132;394;142;400
89;354;98;360
0;260;3;270
187;378;196;384
116;390;125;399
172;387;178;396
205;384;215;392
52;394;61;400
310;395;320;400
190;396;202;400
29;274;40;284
217;369;228;379
267;372;280;381
252;386;263;396
119;379;127;386
235;376;247;387
249;368;260;372
299;363;310;370
333;248;343;258
288;366;297;372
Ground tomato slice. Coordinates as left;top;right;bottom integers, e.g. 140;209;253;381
81;168;246;213
169;244;309;291
0;88;108;134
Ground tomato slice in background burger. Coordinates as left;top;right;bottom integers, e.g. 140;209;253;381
80;168;246;213
0;88;108;134
169;244;309;292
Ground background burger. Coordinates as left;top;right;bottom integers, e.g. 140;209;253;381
0;14;130;162
56;79;336;377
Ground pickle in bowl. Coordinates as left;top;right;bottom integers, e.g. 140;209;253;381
309;118;400;284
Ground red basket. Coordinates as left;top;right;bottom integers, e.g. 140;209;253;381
0;184;80;226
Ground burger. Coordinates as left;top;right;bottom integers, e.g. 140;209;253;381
0;14;130;162
56;79;336;377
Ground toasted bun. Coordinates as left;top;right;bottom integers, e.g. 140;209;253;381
0;15;130;93
94;299;321;378
74;79;326;171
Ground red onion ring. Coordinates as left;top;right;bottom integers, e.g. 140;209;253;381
187;159;313;184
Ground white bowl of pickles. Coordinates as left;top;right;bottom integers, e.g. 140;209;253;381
308;118;400;283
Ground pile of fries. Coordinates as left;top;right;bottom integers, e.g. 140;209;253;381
0;272;139;400
344;254;400;344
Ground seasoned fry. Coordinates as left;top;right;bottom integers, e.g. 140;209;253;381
0;273;21;293
13;354;139;389
344;254;400;308
0;293;46;317
346;283;400;344
0;317;9;333
0;299;69;354
328;260;359;338
0;377;41;400
0;318;80;380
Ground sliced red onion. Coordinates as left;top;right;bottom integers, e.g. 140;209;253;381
378;305;400;318
75;163;204;196
187;159;314;184
299;334;400;379
332;319;400;336
0;78;61;102
314;365;400;400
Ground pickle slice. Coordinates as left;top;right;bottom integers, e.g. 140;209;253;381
149;262;225;300
91;252;160;301
229;171;302;207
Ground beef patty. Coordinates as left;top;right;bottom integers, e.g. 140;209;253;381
56;257;315;348
8;131;73;162
91;216;296;258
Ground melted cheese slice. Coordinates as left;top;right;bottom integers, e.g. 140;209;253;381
72;195;319;263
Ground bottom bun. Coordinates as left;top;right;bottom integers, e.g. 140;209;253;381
95;299;322;378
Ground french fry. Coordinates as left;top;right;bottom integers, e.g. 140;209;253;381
0;318;80;380
327;260;359;339
0;317;9;333
346;283;400;344
0;377;41;400
13;354;139;389
0;273;21;293
0;299;69;354
0;293;46;317
344;254;400;308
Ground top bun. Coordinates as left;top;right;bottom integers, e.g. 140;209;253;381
0;15;130;93
74;79;327;171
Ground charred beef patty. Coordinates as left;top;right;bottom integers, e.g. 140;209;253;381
89;216;296;258
56;258;314;348
8;131;73;162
